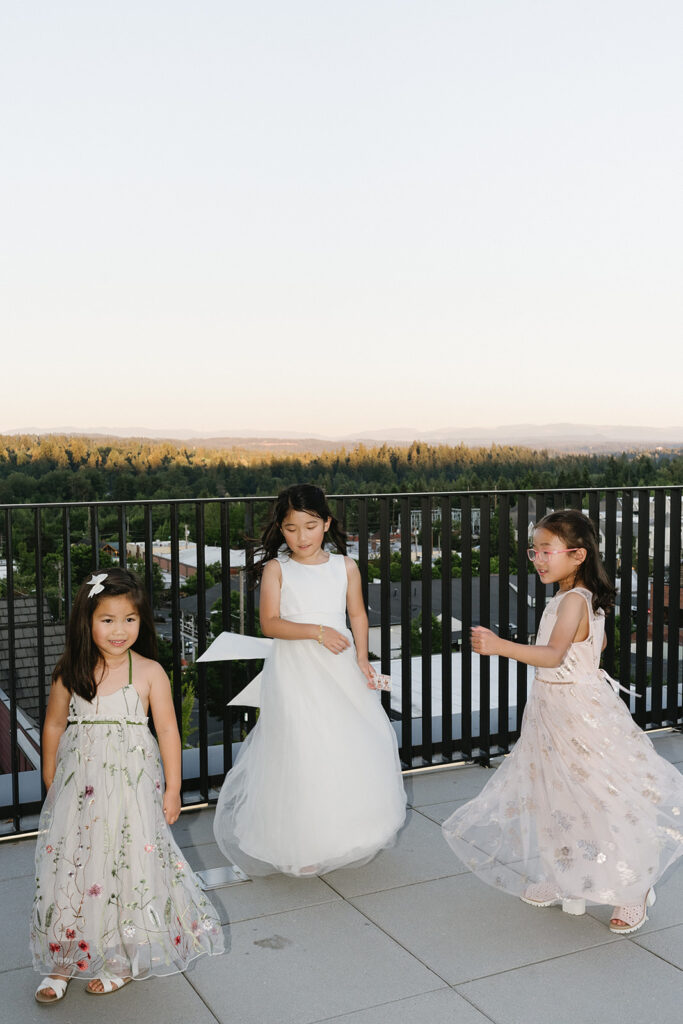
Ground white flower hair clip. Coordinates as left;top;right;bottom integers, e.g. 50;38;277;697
86;573;108;598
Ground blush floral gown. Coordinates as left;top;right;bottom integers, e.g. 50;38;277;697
442;587;683;906
31;664;224;981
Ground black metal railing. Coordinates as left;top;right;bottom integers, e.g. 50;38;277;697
1;486;681;836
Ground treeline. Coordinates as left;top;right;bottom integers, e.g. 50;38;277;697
1;434;681;505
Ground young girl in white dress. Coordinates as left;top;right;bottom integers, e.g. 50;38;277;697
31;569;223;1004
213;484;406;876
442;509;683;934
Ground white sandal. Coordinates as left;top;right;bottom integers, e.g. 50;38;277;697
85;975;132;996
35;976;70;1003
521;882;585;916
609;888;655;934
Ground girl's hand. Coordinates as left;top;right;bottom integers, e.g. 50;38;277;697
471;626;501;657
163;789;181;825
357;658;376;687
321;627;351;655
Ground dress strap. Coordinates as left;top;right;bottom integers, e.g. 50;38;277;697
128;648;133;686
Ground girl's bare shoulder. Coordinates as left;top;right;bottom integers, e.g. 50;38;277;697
262;558;283;582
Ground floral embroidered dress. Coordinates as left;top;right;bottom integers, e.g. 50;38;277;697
442;587;683;906
31;657;224;980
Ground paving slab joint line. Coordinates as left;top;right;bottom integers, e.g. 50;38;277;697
182;968;225;1023
305;984;500;1024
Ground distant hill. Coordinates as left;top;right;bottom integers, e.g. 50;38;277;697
4;422;683;454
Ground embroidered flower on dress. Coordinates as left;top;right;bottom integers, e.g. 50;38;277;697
123;925;136;938
46;845;53;854
78;940;89;951
65;928;76;939
175;861;184;871
87;883;103;897
84;785;94;797
596;852;607;864
144;843;156;852
76;959;88;971
174;935;182;945
49;942;61;953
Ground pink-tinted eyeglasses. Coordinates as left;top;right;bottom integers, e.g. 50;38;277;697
527;548;579;562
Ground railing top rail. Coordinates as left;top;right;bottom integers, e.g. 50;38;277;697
0;484;681;513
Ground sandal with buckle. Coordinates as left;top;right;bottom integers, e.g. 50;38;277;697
521;882;585;915
609;888;655;934
85;975;132;996
35;976;70;1003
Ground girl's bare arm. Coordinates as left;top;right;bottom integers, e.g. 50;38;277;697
472;592;588;668
42;678;71;788
345;558;375;685
148;663;182;824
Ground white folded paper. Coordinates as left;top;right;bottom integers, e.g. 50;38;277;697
197;632;273;663
227;672;263;707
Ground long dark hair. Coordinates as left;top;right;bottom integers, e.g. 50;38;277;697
53;567;158;700
535;509;616;614
252;483;347;582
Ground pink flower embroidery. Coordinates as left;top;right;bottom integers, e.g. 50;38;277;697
175;861;184;871
78;940;89;951
49;942;61;953
84;785;94;797
65;928;76;939
144;843;156;852
76;959;88;971
155;780;161;790
46;845;53;853
87;884;103;897
174;934;181;946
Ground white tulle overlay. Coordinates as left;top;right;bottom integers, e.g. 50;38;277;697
442;587;683;906
31;681;224;980
213;554;407;876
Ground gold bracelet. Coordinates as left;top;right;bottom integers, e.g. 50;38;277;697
318;624;324;644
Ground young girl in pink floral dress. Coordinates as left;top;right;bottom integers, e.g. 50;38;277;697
31;569;223;1003
443;510;683;934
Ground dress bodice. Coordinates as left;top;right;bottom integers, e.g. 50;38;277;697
278;552;348;632
534;586;604;683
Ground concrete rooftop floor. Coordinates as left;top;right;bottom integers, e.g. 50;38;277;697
2;729;682;1024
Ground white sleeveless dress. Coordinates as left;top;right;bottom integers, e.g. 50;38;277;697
31;665;224;981
442;587;683;905
213;553;406;876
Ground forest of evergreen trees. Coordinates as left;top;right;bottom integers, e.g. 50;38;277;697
1;433;681;505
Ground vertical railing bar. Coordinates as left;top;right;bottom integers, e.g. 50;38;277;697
4;509;20;831
534;494;550;633
440;495;453;762
604;490;617;677
62;507;72;616
169;504;183;792
243;501;256;734
634;490;650;729
195;503;208;800
665;488;681;724
89;504;100;570
497;493;510;753
143;504;154;606
461;493;472;759
118;504;127;570
619;490;634;704
220;501;233;774
379;498;391;718
478;494;490;765
358;498;369;609
400;497;413;766
650;490;665;725
34;508;47;801
420;496;433;765
516;492;529;733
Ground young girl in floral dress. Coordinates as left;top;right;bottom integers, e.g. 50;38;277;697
31;569;223;1003
443;509;683;933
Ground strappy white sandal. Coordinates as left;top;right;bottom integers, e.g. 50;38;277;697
35;976;70;1003
521;882;585;915
85;974;132;996
609;889;655;934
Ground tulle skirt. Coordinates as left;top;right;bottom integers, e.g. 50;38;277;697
442;675;683;905
213;637;407;876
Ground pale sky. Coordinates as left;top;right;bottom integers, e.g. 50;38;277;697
2;1;682;437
